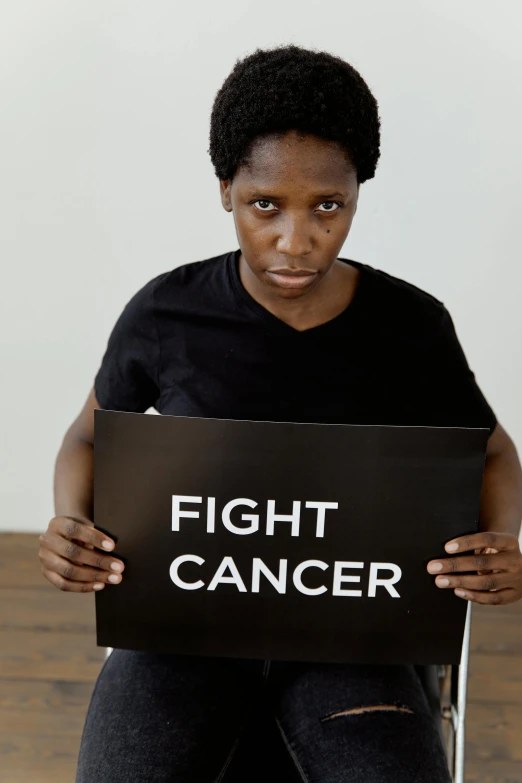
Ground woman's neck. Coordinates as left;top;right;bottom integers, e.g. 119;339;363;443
238;254;361;331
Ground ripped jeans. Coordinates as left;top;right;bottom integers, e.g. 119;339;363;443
75;650;452;783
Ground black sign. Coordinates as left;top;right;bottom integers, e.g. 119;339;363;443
94;410;488;664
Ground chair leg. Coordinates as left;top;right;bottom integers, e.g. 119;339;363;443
453;602;472;783
439;666;454;772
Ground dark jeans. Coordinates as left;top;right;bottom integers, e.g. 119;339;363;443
76;650;452;783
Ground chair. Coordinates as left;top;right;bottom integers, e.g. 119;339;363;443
438;600;472;783
103;601;471;782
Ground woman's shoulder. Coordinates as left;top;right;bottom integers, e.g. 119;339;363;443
362;262;443;308
141;250;231;302
356;260;447;332
116;251;231;318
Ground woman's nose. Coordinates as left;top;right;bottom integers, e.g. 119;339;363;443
276;228;314;257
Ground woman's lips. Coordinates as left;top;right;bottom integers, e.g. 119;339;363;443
265;270;318;289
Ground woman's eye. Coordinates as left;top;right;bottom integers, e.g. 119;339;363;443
253;200;276;212
317;201;342;212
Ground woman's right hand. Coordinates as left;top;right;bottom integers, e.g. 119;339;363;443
38;516;125;592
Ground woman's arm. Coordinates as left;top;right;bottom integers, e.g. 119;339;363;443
53;387;98;523
38;387;125;592
479;421;522;537
426;421;522;604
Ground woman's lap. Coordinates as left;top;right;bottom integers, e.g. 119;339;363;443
75;649;263;782
267;660;451;783
75;651;451;783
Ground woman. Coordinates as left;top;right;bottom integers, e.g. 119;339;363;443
39;44;522;782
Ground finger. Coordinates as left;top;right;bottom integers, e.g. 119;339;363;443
39;549;123;585
41;567;106;593
50;516;116;552
444;531;518;554
427;552;515;575
39;532;125;573
453;587;519;605
435;571;514;591
474;547;500;575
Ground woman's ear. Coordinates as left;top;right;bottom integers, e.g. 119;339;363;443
353;183;360;215
220;180;233;212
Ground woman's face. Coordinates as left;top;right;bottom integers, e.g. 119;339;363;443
220;130;359;301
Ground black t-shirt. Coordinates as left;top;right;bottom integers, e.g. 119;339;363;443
94;248;497;434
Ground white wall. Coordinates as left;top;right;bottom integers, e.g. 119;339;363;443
1;0;521;534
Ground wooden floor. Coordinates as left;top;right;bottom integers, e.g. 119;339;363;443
1;533;521;783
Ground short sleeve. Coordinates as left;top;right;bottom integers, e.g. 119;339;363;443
94;275;164;412
419;306;497;434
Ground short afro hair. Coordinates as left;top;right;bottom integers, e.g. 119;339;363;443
208;43;381;186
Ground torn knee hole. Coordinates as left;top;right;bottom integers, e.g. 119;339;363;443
321;705;414;721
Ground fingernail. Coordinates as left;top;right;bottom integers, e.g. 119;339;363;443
102;541;114;550
436;577;450;587
93;583;105;590
110;563;123;571
427;562;443;573
445;543;459;552
108;574;121;583
455;589;467;598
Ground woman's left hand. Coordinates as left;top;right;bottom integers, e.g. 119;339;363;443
427;531;522;605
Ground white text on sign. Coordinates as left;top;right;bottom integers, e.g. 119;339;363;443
169;495;402;598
